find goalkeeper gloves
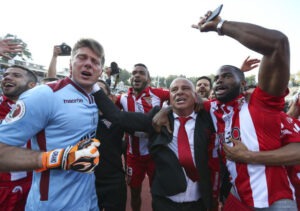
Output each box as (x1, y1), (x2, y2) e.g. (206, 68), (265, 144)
(37, 138), (100, 173)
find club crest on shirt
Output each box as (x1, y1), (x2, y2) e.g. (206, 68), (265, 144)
(5, 100), (26, 123)
(231, 127), (241, 140)
(143, 96), (152, 106)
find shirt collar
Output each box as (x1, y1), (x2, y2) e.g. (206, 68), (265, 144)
(216, 94), (245, 108)
(128, 86), (150, 97)
(0, 95), (14, 105)
(173, 111), (197, 120)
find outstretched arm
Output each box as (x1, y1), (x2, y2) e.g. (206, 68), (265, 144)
(223, 138), (300, 165)
(0, 143), (43, 171)
(93, 89), (154, 133)
(0, 138), (100, 173)
(192, 10), (290, 96)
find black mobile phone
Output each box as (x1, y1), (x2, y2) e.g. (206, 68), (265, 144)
(205, 4), (223, 23)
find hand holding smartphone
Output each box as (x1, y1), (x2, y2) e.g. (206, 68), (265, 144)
(205, 4), (223, 23)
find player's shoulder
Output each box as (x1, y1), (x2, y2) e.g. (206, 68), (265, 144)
(149, 87), (169, 97)
(149, 86), (169, 92)
(22, 84), (52, 98)
(46, 77), (72, 92)
(15, 84), (57, 110)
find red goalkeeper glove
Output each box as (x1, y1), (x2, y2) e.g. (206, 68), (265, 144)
(37, 138), (100, 173)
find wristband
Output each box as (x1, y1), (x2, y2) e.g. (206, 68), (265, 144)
(35, 149), (64, 172)
(217, 20), (226, 36)
(36, 152), (48, 172)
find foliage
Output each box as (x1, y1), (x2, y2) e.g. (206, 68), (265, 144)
(245, 75), (256, 86)
(187, 76), (198, 85)
(118, 68), (131, 86)
(151, 76), (167, 88)
(165, 75), (179, 88)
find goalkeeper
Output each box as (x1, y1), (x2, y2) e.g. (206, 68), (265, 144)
(0, 38), (104, 211)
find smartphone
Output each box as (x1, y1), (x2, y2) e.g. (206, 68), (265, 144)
(205, 4), (223, 23)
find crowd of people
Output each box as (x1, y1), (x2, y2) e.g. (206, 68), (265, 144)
(0, 6), (300, 211)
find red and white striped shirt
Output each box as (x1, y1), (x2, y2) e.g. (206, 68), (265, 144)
(204, 87), (296, 208)
(0, 95), (32, 182)
(116, 86), (169, 156)
(280, 113), (300, 209)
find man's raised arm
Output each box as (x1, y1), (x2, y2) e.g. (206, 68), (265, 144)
(192, 10), (290, 96)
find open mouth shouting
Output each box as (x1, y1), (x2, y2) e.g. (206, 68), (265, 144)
(81, 70), (92, 79)
(175, 97), (187, 105)
(1, 82), (15, 91)
(133, 78), (142, 85)
(214, 85), (228, 97)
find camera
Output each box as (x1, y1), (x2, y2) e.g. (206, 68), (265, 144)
(57, 43), (71, 56)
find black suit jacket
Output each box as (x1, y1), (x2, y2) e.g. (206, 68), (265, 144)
(93, 90), (215, 209)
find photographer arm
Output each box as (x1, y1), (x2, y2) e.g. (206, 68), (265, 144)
(47, 46), (61, 78)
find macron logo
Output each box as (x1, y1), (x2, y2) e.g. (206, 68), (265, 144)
(63, 98), (83, 103)
(50, 150), (60, 164)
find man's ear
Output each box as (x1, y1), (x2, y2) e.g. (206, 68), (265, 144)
(28, 82), (36, 89)
(69, 62), (73, 78)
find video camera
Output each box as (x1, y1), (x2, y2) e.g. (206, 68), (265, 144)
(56, 43), (72, 56)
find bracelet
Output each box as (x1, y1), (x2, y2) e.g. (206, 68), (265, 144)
(216, 20), (226, 36)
